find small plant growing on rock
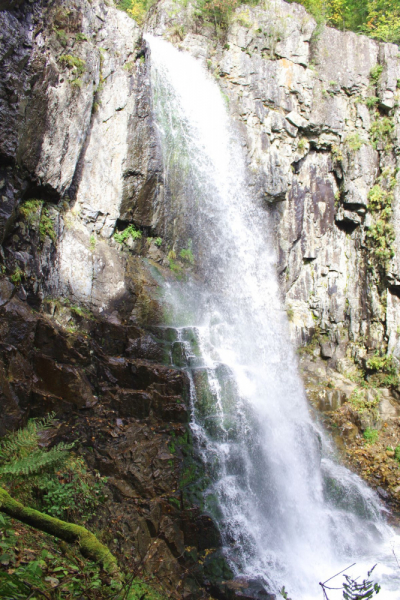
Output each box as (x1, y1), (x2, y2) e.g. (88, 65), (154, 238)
(363, 427), (379, 444)
(365, 95), (379, 109)
(59, 54), (86, 77)
(395, 446), (400, 463)
(10, 267), (23, 285)
(180, 242), (194, 265)
(370, 116), (394, 150)
(370, 64), (383, 84)
(155, 237), (162, 247)
(286, 306), (294, 321)
(297, 137), (307, 152)
(54, 27), (68, 46)
(366, 183), (395, 272)
(75, 32), (88, 42)
(345, 132), (365, 152)
(331, 144), (343, 163)
(113, 224), (142, 244)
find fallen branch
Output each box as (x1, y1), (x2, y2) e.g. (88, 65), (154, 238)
(0, 486), (119, 577)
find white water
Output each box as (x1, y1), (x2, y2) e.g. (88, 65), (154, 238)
(145, 35), (400, 598)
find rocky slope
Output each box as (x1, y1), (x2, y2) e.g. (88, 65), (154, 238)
(1, 0), (400, 596)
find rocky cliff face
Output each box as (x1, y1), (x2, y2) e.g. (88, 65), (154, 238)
(1, 0), (400, 595)
(147, 1), (400, 508)
(0, 1), (229, 598)
(150, 0), (400, 359)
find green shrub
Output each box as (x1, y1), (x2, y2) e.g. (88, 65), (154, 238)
(194, 0), (244, 30)
(286, 0), (400, 44)
(113, 224), (142, 244)
(54, 27), (68, 46)
(39, 456), (107, 522)
(179, 246), (194, 264)
(370, 64), (383, 83)
(366, 219), (395, 264)
(117, 0), (155, 25)
(363, 427), (379, 444)
(366, 353), (397, 374)
(365, 95), (379, 109)
(370, 116), (394, 150)
(348, 388), (379, 414)
(366, 181), (395, 271)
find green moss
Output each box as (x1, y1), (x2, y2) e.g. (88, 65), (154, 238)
(0, 487), (119, 576)
(20, 200), (56, 245)
(19, 200), (42, 225)
(39, 209), (56, 244)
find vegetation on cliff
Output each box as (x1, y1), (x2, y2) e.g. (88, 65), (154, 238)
(118, 0), (400, 42)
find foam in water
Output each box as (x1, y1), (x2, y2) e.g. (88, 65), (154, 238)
(145, 34), (400, 598)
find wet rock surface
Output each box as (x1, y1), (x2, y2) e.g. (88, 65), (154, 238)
(301, 351), (400, 510)
(0, 284), (229, 597)
(2, 0), (400, 596)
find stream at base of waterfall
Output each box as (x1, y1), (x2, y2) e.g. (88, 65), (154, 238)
(145, 34), (400, 599)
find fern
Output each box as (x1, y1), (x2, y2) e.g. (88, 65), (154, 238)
(0, 414), (73, 480)
(0, 444), (73, 478)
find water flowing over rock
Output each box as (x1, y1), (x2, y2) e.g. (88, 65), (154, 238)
(1, 0), (400, 598)
(145, 34), (400, 598)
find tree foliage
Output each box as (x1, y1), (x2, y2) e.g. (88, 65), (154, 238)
(288, 0), (400, 43)
(117, 0), (400, 41)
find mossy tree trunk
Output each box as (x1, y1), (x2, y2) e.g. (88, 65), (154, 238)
(0, 486), (119, 577)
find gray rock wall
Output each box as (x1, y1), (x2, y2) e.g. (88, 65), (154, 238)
(149, 0), (400, 369)
(2, 0), (400, 369)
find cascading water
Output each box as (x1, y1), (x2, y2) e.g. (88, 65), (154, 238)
(145, 35), (400, 598)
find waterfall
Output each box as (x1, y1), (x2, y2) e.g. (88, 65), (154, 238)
(145, 35), (400, 598)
